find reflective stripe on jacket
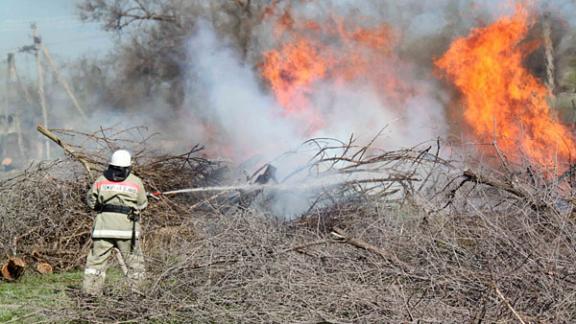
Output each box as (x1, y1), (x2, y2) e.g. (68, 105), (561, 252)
(87, 173), (148, 239)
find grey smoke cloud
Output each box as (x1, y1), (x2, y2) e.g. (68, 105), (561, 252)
(184, 22), (302, 161)
(181, 10), (452, 217)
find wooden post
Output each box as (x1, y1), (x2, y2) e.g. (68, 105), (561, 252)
(6, 54), (26, 160)
(32, 24), (50, 159)
(41, 45), (88, 120)
(0, 54), (9, 157)
(9, 54), (33, 106)
(2, 54), (9, 116)
(7, 53), (15, 82)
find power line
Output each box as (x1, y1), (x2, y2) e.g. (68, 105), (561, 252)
(0, 17), (103, 32)
(0, 15), (79, 27)
(1, 15), (77, 23)
(0, 37), (113, 64)
(0, 22), (101, 33)
(0, 33), (113, 54)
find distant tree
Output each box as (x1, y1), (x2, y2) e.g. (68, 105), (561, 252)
(77, 0), (270, 111)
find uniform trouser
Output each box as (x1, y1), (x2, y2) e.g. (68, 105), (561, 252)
(82, 238), (145, 296)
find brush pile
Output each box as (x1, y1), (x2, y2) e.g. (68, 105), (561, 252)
(2, 128), (576, 322)
(0, 127), (221, 273)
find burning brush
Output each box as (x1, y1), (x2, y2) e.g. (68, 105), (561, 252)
(436, 3), (576, 172)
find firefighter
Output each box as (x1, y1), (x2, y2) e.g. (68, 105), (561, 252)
(82, 149), (148, 296)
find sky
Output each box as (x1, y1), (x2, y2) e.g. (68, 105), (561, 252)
(0, 0), (113, 66)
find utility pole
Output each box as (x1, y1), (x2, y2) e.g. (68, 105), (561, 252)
(41, 46), (87, 120)
(32, 24), (50, 159)
(6, 53), (27, 160)
(0, 54), (9, 161)
(2, 54), (11, 117)
(8, 53), (33, 106)
(7, 53), (15, 88)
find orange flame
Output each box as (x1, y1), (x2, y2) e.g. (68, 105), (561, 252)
(436, 4), (575, 169)
(261, 39), (328, 113)
(260, 6), (403, 133)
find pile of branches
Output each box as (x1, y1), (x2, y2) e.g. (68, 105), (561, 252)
(0, 159), (93, 271)
(45, 151), (576, 323)
(0, 127), (222, 272)
(5, 128), (576, 322)
(52, 143), (576, 322)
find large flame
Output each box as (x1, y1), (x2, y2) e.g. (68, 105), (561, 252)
(260, 6), (404, 133)
(436, 5), (575, 169)
(261, 39), (328, 113)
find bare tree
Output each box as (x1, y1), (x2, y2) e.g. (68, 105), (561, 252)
(76, 0), (270, 111)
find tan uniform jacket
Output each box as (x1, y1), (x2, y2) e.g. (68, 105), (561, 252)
(87, 173), (148, 239)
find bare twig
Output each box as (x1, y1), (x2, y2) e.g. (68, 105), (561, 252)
(494, 283), (527, 324)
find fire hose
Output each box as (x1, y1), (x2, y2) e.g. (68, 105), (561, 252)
(146, 175), (418, 200)
(146, 183), (333, 200)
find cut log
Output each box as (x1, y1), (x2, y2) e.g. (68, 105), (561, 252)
(1, 257), (26, 281)
(35, 262), (53, 275)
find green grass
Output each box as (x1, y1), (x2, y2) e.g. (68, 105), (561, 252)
(0, 268), (127, 322)
(0, 271), (82, 322)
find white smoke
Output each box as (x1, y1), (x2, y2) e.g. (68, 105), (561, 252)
(184, 17), (449, 159)
(182, 13), (451, 218)
(184, 22), (302, 162)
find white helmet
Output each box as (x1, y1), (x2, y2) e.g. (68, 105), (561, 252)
(110, 150), (132, 167)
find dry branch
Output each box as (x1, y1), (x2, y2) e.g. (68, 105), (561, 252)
(462, 169), (529, 198)
(494, 283), (527, 324)
(36, 125), (94, 180)
(331, 227), (416, 275)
